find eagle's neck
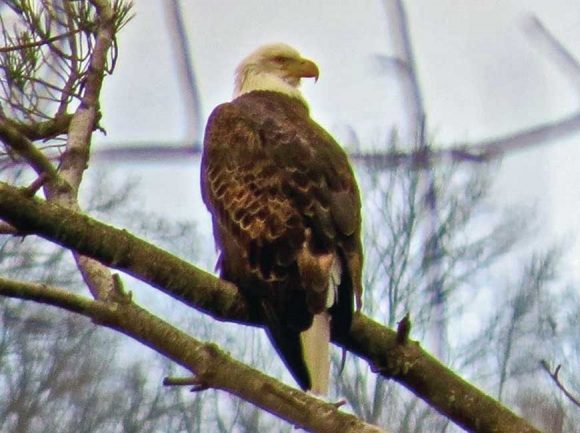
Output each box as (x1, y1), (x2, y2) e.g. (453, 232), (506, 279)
(233, 69), (307, 105)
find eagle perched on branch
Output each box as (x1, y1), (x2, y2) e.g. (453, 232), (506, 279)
(201, 43), (363, 395)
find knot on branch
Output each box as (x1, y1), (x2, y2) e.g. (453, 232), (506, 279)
(373, 314), (420, 378)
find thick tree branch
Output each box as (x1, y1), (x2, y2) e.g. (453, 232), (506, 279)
(0, 277), (389, 433)
(0, 182), (540, 433)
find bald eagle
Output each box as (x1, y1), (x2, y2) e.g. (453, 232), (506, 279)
(201, 43), (363, 395)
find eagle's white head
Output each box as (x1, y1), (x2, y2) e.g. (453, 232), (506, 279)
(233, 43), (320, 102)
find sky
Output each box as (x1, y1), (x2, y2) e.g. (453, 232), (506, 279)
(99, 0), (580, 142)
(93, 0), (580, 278)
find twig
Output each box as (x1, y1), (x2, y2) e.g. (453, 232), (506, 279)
(396, 313), (411, 345)
(0, 120), (62, 183)
(0, 28), (83, 53)
(110, 273), (132, 302)
(163, 376), (209, 392)
(56, 1), (83, 116)
(5, 114), (73, 141)
(163, 376), (199, 387)
(540, 361), (580, 409)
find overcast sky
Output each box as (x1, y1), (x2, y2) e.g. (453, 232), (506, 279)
(93, 1), (580, 279)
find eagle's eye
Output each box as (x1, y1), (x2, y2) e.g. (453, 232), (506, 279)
(272, 56), (289, 65)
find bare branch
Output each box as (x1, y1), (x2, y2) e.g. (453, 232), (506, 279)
(0, 28), (83, 53)
(525, 15), (580, 84)
(163, 377), (201, 387)
(5, 113), (73, 141)
(382, 0), (426, 146)
(58, 0), (115, 192)
(0, 277), (390, 433)
(0, 277), (100, 316)
(0, 181), (542, 433)
(459, 111), (580, 158)
(164, 0), (203, 141)
(49, 0), (123, 302)
(540, 361), (580, 409)
(0, 119), (62, 183)
(86, 99), (580, 168)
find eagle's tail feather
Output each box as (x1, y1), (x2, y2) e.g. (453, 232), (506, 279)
(300, 311), (331, 396)
(263, 300), (312, 391)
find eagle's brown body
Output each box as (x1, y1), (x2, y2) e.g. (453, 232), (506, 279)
(201, 90), (362, 392)
(201, 51), (363, 394)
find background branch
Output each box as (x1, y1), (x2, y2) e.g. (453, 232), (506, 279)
(0, 28), (82, 53)
(382, 0), (426, 145)
(541, 361), (580, 409)
(83, 14), (580, 171)
(164, 0), (203, 143)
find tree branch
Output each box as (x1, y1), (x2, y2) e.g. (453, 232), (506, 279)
(0, 277), (390, 433)
(382, 0), (426, 146)
(0, 28), (83, 53)
(3, 114), (73, 141)
(49, 0), (119, 302)
(525, 15), (580, 85)
(59, 0), (115, 193)
(0, 120), (61, 182)
(540, 361), (580, 409)
(0, 182), (541, 433)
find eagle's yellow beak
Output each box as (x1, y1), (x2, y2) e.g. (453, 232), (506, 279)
(287, 58), (320, 82)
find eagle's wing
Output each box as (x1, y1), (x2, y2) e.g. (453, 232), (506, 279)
(201, 94), (362, 391)
(201, 102), (307, 291)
